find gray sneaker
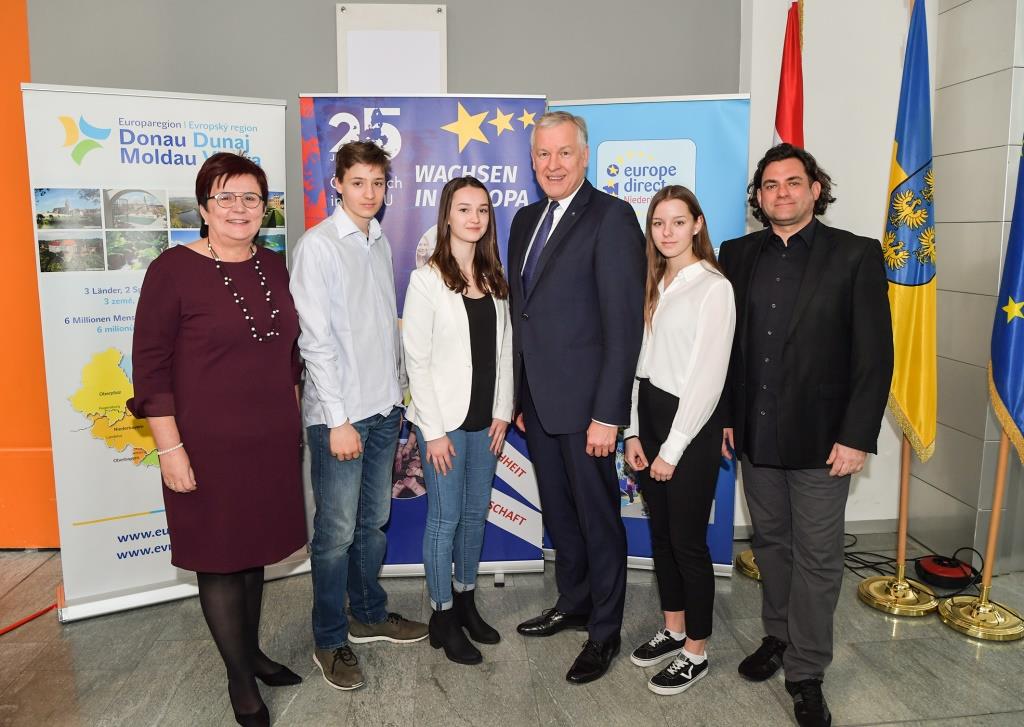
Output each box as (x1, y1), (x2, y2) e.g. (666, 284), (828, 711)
(348, 612), (429, 644)
(313, 645), (364, 690)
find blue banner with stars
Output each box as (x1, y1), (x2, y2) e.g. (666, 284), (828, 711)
(300, 95), (545, 311)
(299, 95), (547, 571)
(991, 143), (1024, 463)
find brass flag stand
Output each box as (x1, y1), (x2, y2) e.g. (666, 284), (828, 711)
(858, 436), (937, 615)
(735, 548), (760, 581)
(938, 432), (1024, 641)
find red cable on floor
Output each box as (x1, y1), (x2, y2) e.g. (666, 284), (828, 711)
(0, 602), (57, 637)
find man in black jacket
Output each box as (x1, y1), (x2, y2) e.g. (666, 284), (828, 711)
(719, 144), (893, 727)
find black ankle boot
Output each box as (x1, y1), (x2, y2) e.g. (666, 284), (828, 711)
(453, 589), (500, 644)
(429, 608), (482, 665)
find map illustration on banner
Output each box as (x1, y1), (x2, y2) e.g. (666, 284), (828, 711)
(300, 94), (547, 570)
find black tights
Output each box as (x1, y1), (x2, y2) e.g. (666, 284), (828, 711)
(197, 567), (281, 716)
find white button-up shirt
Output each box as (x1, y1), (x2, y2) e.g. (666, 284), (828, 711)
(625, 259), (736, 465)
(290, 205), (403, 429)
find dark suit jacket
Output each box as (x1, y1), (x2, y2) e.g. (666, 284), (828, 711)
(718, 221), (894, 467)
(508, 180), (645, 434)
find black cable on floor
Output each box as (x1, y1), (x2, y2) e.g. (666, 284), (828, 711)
(842, 533), (985, 598)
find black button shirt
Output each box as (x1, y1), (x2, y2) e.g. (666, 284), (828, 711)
(745, 218), (816, 466)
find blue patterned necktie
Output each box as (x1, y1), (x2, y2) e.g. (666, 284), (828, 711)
(522, 200), (559, 292)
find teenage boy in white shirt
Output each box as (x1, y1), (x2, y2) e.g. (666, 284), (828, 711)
(291, 141), (427, 692)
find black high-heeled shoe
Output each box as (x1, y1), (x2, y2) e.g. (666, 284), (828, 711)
(233, 703), (270, 727)
(255, 664), (302, 686)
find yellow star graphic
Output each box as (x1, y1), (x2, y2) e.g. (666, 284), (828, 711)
(441, 102), (489, 152)
(488, 107), (515, 136)
(518, 109), (536, 129)
(1003, 296), (1024, 323)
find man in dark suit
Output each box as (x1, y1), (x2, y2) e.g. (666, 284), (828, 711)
(508, 111), (645, 683)
(719, 144), (893, 727)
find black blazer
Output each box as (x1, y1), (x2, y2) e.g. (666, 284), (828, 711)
(718, 221), (894, 467)
(508, 180), (645, 434)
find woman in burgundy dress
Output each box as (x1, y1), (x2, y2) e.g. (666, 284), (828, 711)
(128, 153), (306, 727)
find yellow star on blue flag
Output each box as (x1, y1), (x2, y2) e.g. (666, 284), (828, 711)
(1003, 296), (1024, 323)
(441, 102), (489, 152)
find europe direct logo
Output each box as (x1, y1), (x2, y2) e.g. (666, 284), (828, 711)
(602, 154), (680, 205)
(597, 139), (697, 209)
(59, 115), (111, 165)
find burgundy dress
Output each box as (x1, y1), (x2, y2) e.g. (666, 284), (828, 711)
(128, 244), (307, 573)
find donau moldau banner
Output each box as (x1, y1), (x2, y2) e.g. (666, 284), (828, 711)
(22, 84), (295, 621)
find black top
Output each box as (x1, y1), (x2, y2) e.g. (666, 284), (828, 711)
(745, 218), (818, 467)
(460, 294), (497, 432)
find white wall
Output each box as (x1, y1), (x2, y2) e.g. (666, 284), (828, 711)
(736, 0), (939, 530)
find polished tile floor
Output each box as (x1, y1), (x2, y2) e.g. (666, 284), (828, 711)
(1, 536), (1023, 726)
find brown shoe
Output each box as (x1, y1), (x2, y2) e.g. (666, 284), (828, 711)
(313, 646), (364, 690)
(348, 612), (428, 644)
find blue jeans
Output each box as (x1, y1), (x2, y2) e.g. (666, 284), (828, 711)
(308, 408), (400, 649)
(416, 426), (498, 610)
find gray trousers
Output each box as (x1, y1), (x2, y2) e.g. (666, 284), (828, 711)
(741, 458), (850, 681)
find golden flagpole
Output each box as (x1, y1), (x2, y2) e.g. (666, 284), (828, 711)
(938, 432), (1024, 640)
(857, 436), (937, 615)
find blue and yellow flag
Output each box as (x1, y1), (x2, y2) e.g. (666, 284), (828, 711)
(882, 0), (936, 462)
(991, 143), (1024, 463)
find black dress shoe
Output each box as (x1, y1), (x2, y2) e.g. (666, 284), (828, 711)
(786, 679), (832, 727)
(255, 664), (302, 686)
(565, 636), (620, 684)
(233, 703), (269, 727)
(516, 607), (589, 637)
(737, 635), (787, 681)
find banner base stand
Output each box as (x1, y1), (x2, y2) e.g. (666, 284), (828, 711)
(379, 559), (544, 579)
(57, 553), (311, 623)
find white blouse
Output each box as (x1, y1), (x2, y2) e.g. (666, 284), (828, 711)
(624, 259), (736, 466)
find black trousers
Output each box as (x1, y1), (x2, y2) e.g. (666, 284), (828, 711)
(636, 379), (720, 641)
(522, 377), (626, 642)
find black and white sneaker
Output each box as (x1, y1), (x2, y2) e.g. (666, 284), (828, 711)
(629, 629), (686, 667)
(648, 655), (708, 695)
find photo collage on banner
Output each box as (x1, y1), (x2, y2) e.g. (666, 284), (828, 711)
(300, 95), (547, 572)
(553, 96), (751, 571)
(22, 85), (293, 620)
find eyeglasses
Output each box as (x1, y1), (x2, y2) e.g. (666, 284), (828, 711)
(207, 192), (265, 209)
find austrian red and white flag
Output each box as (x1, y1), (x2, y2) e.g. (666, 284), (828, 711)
(774, 1), (804, 146)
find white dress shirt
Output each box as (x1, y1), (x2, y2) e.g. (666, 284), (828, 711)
(519, 182), (584, 272)
(625, 259), (736, 466)
(290, 205), (403, 429)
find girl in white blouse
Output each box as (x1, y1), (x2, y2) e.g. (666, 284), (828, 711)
(623, 185), (736, 696)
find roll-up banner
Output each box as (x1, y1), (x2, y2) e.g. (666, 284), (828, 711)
(21, 84), (300, 621)
(299, 94), (548, 575)
(552, 95), (751, 574)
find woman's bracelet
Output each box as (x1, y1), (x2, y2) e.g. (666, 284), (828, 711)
(157, 442), (185, 456)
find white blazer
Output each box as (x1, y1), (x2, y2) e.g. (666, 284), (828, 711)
(403, 264), (514, 441)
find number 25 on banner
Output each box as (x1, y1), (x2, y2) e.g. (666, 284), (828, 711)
(329, 107), (402, 158)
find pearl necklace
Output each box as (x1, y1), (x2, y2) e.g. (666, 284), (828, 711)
(207, 240), (280, 342)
